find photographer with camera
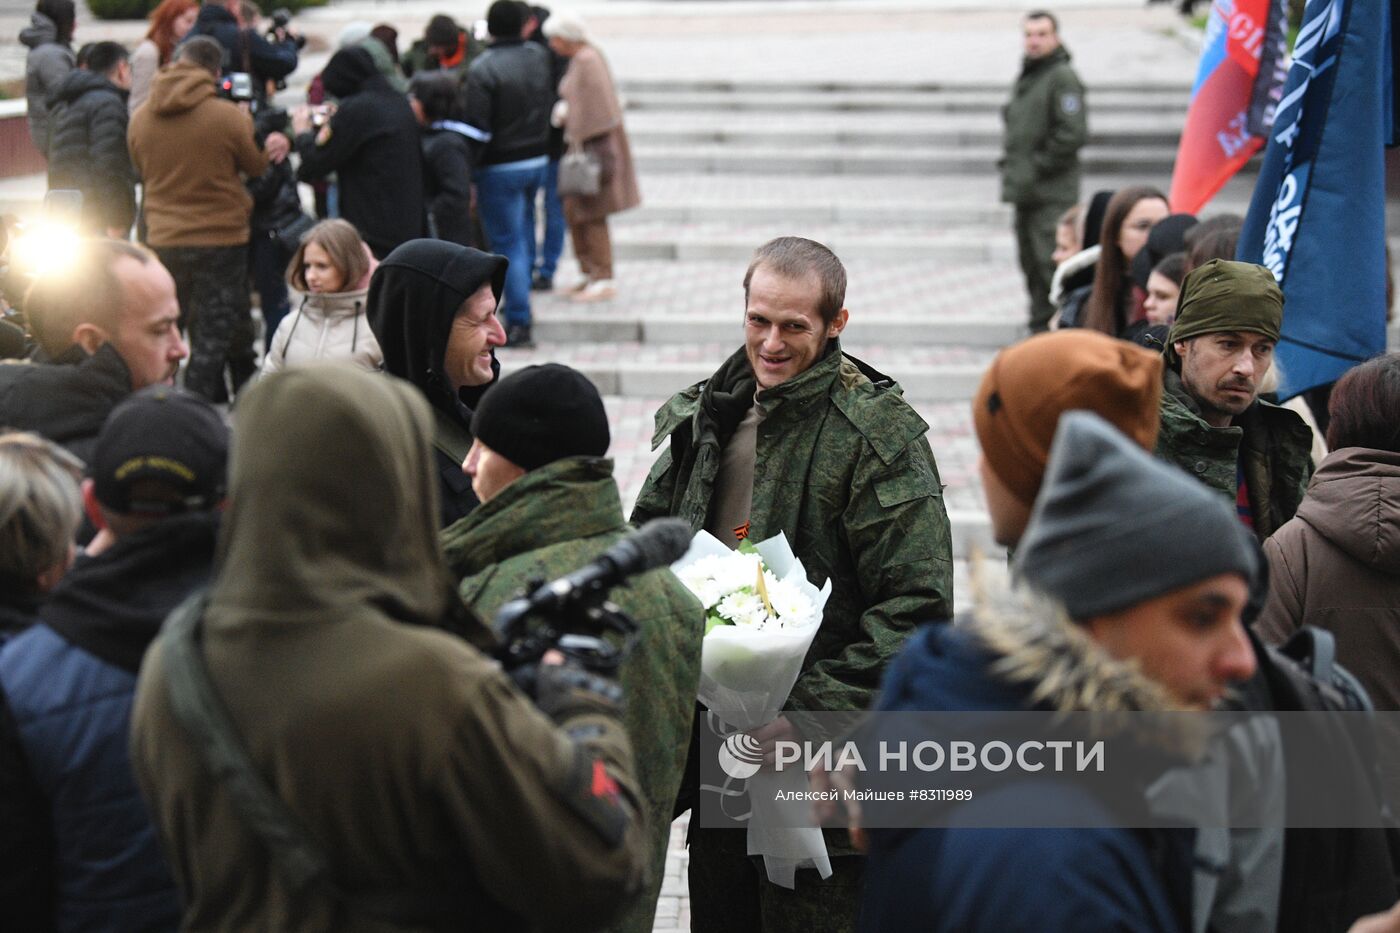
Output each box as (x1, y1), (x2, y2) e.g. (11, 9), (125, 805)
(293, 46), (424, 259)
(128, 36), (288, 401)
(441, 363), (703, 933)
(130, 364), (646, 931)
(186, 0), (300, 107)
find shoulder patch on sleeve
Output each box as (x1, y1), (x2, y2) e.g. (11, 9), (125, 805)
(556, 745), (631, 848)
(1060, 92), (1081, 115)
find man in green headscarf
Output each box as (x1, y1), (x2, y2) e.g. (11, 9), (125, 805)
(1155, 258), (1315, 539)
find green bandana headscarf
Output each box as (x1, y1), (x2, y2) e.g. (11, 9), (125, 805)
(1165, 259), (1283, 365)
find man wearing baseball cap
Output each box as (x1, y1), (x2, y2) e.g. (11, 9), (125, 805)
(1155, 258), (1314, 539)
(441, 363), (703, 933)
(0, 386), (228, 929)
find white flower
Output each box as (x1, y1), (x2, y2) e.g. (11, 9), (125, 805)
(765, 577), (818, 629)
(716, 591), (768, 628)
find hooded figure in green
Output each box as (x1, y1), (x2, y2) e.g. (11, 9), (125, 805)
(368, 238), (508, 527)
(130, 364), (645, 932)
(441, 363), (704, 933)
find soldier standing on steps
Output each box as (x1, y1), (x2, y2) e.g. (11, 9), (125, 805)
(631, 235), (954, 933)
(1000, 10), (1087, 334)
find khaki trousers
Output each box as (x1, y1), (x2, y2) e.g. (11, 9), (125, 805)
(569, 218), (613, 281)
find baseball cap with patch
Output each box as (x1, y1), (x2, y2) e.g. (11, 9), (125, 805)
(92, 386), (230, 514)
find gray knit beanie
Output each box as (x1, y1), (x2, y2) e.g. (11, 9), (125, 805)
(1013, 410), (1259, 619)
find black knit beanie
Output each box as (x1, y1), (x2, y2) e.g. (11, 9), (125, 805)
(471, 364), (610, 470)
(486, 0), (525, 38)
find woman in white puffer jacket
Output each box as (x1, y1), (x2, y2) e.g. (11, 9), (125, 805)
(261, 220), (383, 376)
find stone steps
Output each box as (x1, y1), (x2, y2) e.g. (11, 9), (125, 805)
(531, 311), (1020, 347)
(632, 142), (1192, 177)
(622, 88), (1189, 116)
(609, 219), (1019, 261)
(623, 111), (1184, 149)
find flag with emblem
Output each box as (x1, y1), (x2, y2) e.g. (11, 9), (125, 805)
(1169, 0), (1289, 215)
(1237, 0), (1397, 399)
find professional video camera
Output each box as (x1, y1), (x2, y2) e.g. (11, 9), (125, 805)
(218, 71), (256, 104)
(493, 518), (692, 676)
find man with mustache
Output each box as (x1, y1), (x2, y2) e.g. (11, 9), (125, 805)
(1155, 258), (1314, 540)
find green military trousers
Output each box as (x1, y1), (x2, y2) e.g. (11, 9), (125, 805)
(1014, 200), (1074, 333)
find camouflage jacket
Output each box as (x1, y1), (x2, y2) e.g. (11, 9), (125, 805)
(441, 457), (703, 933)
(631, 342), (954, 723)
(1155, 368), (1314, 540)
(1000, 45), (1087, 206)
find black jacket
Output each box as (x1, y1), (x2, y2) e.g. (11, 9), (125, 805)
(295, 48), (425, 259)
(248, 109), (301, 236)
(422, 123), (474, 247)
(366, 239), (506, 525)
(462, 39), (553, 169)
(0, 343), (131, 464)
(187, 4), (297, 92)
(45, 70), (136, 234)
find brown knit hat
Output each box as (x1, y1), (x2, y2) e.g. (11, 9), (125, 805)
(973, 331), (1164, 506)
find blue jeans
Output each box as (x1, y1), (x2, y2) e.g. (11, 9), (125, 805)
(526, 158), (566, 281)
(476, 158), (547, 327)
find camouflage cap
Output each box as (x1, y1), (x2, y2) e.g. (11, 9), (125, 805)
(1165, 259), (1283, 365)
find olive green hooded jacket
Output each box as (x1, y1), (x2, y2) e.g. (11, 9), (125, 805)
(631, 343), (955, 723)
(442, 457), (703, 933)
(1155, 368), (1314, 540)
(1000, 45), (1087, 206)
(131, 366), (644, 932)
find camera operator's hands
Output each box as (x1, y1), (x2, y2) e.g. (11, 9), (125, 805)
(519, 657), (625, 724)
(264, 131), (290, 164)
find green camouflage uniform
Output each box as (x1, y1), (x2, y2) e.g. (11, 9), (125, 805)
(442, 457), (704, 933)
(401, 31), (485, 82)
(631, 342), (954, 932)
(1155, 368), (1314, 540)
(1000, 45), (1087, 331)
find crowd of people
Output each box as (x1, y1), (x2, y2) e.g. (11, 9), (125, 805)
(0, 3), (1398, 933)
(15, 0), (639, 383)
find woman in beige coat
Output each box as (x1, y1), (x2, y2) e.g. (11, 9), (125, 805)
(544, 12), (640, 303)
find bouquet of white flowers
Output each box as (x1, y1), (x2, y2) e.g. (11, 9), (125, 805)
(673, 530), (834, 888)
(673, 531), (831, 731)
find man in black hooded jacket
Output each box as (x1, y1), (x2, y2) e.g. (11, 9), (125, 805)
(368, 239), (507, 526)
(293, 47), (425, 259)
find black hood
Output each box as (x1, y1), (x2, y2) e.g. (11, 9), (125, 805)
(40, 511), (219, 674)
(321, 46), (384, 99)
(51, 68), (126, 106)
(367, 239), (508, 417)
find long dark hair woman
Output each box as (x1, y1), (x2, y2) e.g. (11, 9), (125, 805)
(1080, 185), (1170, 337)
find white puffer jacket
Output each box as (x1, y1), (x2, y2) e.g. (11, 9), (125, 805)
(261, 288), (382, 376)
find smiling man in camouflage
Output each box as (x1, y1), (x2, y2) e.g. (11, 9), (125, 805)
(631, 235), (953, 933)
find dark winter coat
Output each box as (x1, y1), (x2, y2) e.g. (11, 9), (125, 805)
(186, 4), (297, 93)
(45, 70), (137, 234)
(0, 512), (219, 933)
(0, 343), (132, 464)
(421, 123), (475, 247)
(1000, 45), (1087, 207)
(366, 240), (506, 526)
(20, 11), (74, 153)
(462, 38), (553, 169)
(859, 580), (1193, 933)
(1155, 368), (1314, 540)
(632, 343), (954, 721)
(442, 456), (703, 933)
(295, 48), (425, 259)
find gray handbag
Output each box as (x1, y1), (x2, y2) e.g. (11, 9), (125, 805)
(558, 145), (601, 197)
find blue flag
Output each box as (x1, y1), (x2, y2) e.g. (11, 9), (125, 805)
(1237, 0), (1396, 400)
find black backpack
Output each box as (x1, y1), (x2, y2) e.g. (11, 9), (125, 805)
(1253, 627), (1400, 933)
